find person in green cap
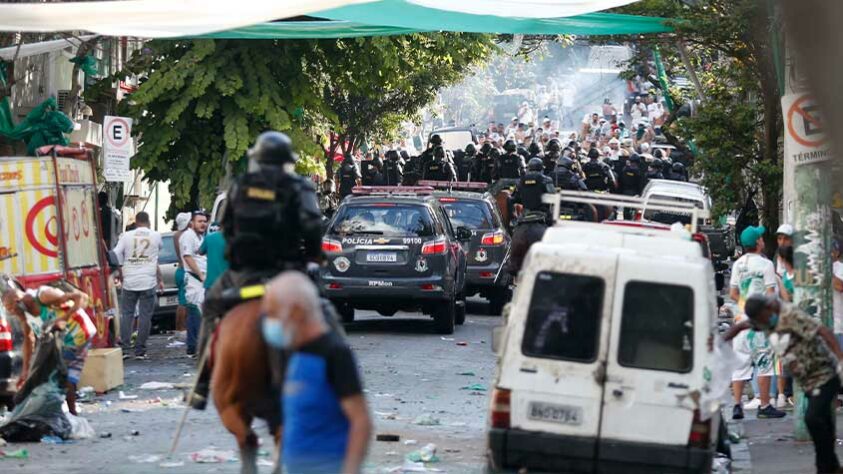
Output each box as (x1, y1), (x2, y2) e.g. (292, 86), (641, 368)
(728, 225), (786, 420)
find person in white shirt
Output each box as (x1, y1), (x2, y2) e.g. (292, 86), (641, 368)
(630, 96), (647, 127)
(832, 239), (843, 348)
(113, 212), (163, 360)
(180, 211), (208, 357)
(775, 224), (794, 276)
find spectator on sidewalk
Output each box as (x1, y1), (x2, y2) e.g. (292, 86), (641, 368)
(180, 211), (208, 357)
(113, 212), (163, 360)
(173, 212), (192, 331)
(833, 238), (843, 349)
(198, 228), (228, 291)
(776, 224), (795, 277)
(264, 272), (372, 474)
(729, 225), (786, 420)
(724, 294), (843, 474)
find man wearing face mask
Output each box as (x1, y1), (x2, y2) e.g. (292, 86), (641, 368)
(190, 131), (323, 410)
(723, 294), (843, 474)
(262, 273), (372, 474)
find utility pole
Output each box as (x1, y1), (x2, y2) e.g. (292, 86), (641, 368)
(782, 38), (834, 441)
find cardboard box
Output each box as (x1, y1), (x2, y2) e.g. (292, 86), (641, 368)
(78, 348), (124, 393)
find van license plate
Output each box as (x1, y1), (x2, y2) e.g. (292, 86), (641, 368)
(366, 252), (397, 263)
(528, 402), (582, 426)
(159, 295), (178, 307)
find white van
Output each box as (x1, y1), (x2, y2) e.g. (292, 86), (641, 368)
(487, 195), (721, 473)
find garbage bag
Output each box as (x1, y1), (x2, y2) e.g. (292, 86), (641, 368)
(0, 331), (71, 441)
(66, 413), (94, 439)
(699, 335), (742, 421)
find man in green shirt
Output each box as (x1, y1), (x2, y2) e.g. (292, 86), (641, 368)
(198, 230), (228, 290)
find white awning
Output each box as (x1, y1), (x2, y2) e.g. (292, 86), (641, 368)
(0, 35), (97, 61)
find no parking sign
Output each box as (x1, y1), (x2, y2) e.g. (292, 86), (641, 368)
(103, 115), (133, 182)
(782, 93), (832, 166)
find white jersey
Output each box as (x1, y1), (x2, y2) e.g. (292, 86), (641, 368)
(180, 228), (206, 306)
(114, 227), (163, 291)
(833, 261), (843, 334)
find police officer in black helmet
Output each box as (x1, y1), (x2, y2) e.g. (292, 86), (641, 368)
(362, 155), (385, 186)
(582, 147), (616, 191)
(647, 158), (665, 181)
(337, 153), (362, 199)
(474, 146), (498, 184)
(456, 143), (477, 182)
(509, 158), (556, 276)
(421, 134), (443, 170)
(382, 149), (404, 186)
(191, 131), (324, 410)
(498, 139), (526, 179)
(553, 156), (588, 191)
(668, 162), (688, 182)
(423, 145), (457, 182)
(619, 153), (647, 197)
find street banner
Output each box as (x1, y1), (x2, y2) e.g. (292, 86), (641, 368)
(103, 115), (133, 182)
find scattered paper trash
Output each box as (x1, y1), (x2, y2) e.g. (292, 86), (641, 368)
(190, 448), (237, 463)
(78, 386), (95, 395)
(404, 439), (418, 446)
(119, 391), (138, 400)
(129, 454), (162, 463)
(460, 383), (487, 392)
(166, 340), (186, 348)
(0, 448), (29, 459)
(440, 337), (455, 342)
(139, 381), (175, 390)
(712, 454), (731, 474)
(257, 459), (274, 467)
(456, 341), (468, 346)
(413, 414), (440, 426)
(40, 435), (65, 444)
(457, 371), (476, 376)
(406, 443), (439, 463)
(67, 413), (95, 439)
(159, 461), (185, 468)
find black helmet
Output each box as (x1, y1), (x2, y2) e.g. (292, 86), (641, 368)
(430, 134), (443, 146)
(672, 162), (685, 172)
(480, 142), (492, 155)
(652, 158), (663, 169)
(629, 153), (641, 163)
(372, 157), (384, 168)
(546, 139), (562, 153)
(248, 131), (296, 164)
(528, 142), (542, 156)
(653, 149), (664, 159)
(386, 150), (400, 161)
(527, 157), (544, 172)
(557, 156), (574, 170)
(489, 148), (501, 159)
(503, 139), (517, 153)
(433, 146), (446, 160)
(465, 143), (477, 155)
(587, 148), (600, 160)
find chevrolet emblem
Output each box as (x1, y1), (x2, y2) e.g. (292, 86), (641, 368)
(373, 238), (390, 245)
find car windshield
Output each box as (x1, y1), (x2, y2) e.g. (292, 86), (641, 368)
(441, 200), (495, 230)
(332, 204), (435, 237)
(160, 235), (178, 264)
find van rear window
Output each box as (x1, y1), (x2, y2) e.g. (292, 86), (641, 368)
(618, 281), (694, 373)
(521, 272), (604, 363)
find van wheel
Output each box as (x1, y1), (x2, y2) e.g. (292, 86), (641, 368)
(488, 287), (510, 315)
(455, 292), (467, 325)
(337, 303), (355, 323)
(433, 297), (455, 335)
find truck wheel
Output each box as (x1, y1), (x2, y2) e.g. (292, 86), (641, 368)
(455, 292), (467, 325)
(337, 303), (355, 323)
(433, 297), (455, 335)
(488, 287), (510, 315)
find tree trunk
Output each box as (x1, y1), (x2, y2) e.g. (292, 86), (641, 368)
(325, 134), (338, 180)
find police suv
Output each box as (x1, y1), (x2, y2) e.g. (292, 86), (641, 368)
(421, 181), (512, 315)
(321, 186), (470, 334)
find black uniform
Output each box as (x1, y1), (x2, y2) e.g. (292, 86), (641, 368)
(362, 160), (385, 186)
(647, 168), (664, 181)
(618, 162), (646, 196)
(423, 158), (457, 182)
(338, 158), (362, 198)
(497, 152), (526, 179)
(454, 150), (474, 182)
(473, 155), (498, 184)
(382, 154), (404, 186)
(552, 165), (588, 191)
(512, 171), (556, 216)
(542, 152), (558, 176)
(582, 159), (614, 192)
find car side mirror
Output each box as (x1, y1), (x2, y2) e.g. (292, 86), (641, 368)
(456, 226), (472, 242)
(715, 273), (725, 292)
(106, 250), (121, 269)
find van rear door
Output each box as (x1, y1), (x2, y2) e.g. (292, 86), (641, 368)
(499, 247), (617, 455)
(600, 251), (710, 450)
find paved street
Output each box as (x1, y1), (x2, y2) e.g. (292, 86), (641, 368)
(2, 301), (498, 474)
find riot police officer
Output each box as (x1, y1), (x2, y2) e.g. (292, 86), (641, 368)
(383, 150), (404, 186)
(362, 156), (385, 186)
(647, 158), (665, 181)
(474, 147), (498, 184)
(582, 148), (616, 191)
(553, 156), (588, 191)
(498, 139), (526, 179)
(667, 162), (688, 181)
(543, 139), (561, 175)
(192, 131), (323, 409)
(337, 153), (362, 198)
(423, 146), (457, 182)
(420, 134), (443, 170)
(509, 158), (555, 276)
(619, 154), (646, 197)
(456, 144), (477, 182)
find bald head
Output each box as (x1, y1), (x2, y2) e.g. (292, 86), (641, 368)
(262, 272), (324, 348)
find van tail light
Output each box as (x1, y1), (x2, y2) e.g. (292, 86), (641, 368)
(687, 410), (711, 448)
(421, 239), (447, 255)
(490, 388), (511, 429)
(322, 238), (343, 254)
(481, 230), (505, 246)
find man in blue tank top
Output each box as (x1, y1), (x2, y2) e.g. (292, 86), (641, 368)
(262, 272), (371, 474)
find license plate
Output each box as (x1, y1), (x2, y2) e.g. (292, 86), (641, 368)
(528, 402), (583, 426)
(366, 252), (397, 263)
(159, 295), (178, 307)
